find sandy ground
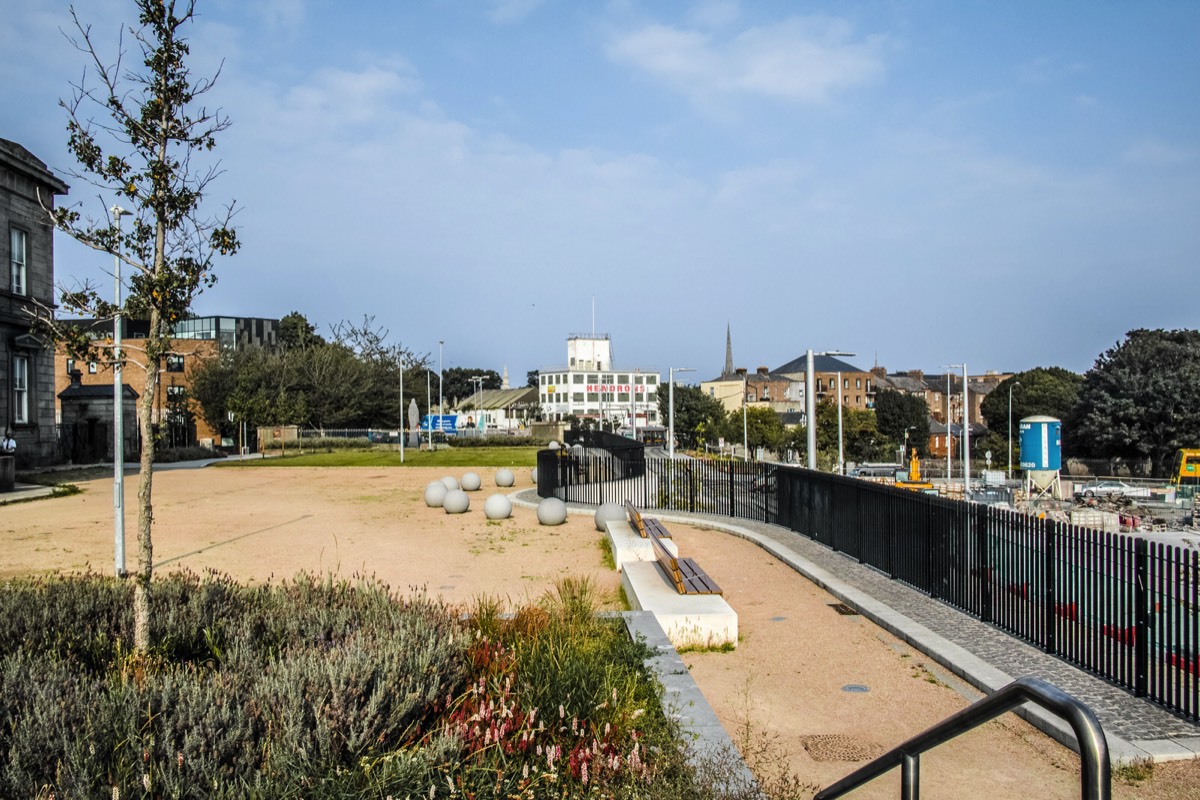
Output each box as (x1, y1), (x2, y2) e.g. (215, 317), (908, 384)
(2, 464), (1197, 799)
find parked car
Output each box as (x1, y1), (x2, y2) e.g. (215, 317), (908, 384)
(1073, 480), (1151, 499)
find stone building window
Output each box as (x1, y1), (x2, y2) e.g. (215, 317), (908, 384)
(12, 355), (29, 424)
(166, 354), (185, 372)
(10, 228), (27, 295)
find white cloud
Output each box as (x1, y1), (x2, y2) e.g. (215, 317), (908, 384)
(606, 15), (888, 108)
(267, 62), (422, 133)
(1123, 139), (1197, 167)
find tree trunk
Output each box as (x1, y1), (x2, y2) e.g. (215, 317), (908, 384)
(133, 312), (161, 653)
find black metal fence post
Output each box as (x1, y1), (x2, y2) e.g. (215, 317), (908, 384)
(1135, 537), (1149, 698)
(728, 460), (735, 517)
(976, 504), (992, 624)
(1044, 522), (1057, 656)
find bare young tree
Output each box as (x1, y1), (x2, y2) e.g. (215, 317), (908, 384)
(42, 1), (238, 651)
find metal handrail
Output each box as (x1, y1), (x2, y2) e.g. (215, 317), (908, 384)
(814, 677), (1110, 800)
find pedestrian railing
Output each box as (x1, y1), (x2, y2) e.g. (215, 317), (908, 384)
(814, 677), (1110, 800)
(537, 449), (1200, 722)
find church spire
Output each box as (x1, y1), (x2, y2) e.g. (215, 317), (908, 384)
(724, 323), (734, 378)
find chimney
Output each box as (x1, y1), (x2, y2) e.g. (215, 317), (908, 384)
(69, 369), (82, 388)
(756, 366), (769, 376)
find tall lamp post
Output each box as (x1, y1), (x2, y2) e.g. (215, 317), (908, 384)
(961, 363), (970, 493)
(943, 364), (963, 484)
(469, 375), (484, 430)
(836, 370), (845, 475)
(438, 340), (444, 430)
(398, 357), (405, 463)
(1007, 380), (1022, 480)
(739, 369), (748, 460)
(806, 349), (855, 470)
(111, 205), (128, 578)
(668, 367), (694, 460)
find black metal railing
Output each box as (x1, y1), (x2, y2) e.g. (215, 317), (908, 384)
(536, 451), (777, 522)
(536, 450), (1200, 722)
(815, 677), (1110, 800)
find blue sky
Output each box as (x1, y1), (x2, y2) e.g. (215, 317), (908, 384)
(4, 0), (1198, 383)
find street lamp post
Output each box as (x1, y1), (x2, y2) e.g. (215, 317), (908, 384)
(806, 349), (855, 470)
(399, 358), (405, 463)
(942, 365), (963, 485)
(1007, 380), (1022, 480)
(111, 205), (128, 578)
(961, 363), (970, 494)
(741, 370), (748, 460)
(469, 375), (484, 431)
(668, 367), (694, 460)
(836, 370), (844, 475)
(425, 370), (431, 450)
(438, 340), (444, 430)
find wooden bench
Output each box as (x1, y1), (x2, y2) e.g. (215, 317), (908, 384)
(623, 501), (671, 539)
(647, 528), (722, 596)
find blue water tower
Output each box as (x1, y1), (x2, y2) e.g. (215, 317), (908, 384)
(1020, 416), (1062, 495)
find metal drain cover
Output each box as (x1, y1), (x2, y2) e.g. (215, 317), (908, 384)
(770, 615), (787, 622)
(829, 603), (859, 616)
(801, 733), (884, 762)
(841, 684), (870, 693)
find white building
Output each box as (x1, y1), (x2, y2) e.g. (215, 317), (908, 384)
(538, 334), (660, 427)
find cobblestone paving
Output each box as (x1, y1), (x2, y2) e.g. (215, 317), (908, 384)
(529, 492), (1200, 744)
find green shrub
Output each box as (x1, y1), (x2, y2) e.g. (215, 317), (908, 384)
(154, 445), (225, 463)
(451, 435), (551, 448)
(0, 573), (753, 799)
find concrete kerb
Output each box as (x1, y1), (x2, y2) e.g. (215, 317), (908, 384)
(622, 611), (758, 793)
(508, 491), (1173, 766)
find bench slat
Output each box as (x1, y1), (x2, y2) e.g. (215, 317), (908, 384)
(679, 557), (722, 595)
(646, 528), (721, 596)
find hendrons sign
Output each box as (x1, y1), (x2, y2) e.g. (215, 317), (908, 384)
(587, 384), (640, 393)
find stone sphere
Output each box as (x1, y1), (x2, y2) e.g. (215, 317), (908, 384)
(495, 468), (515, 487)
(548, 440), (560, 450)
(594, 502), (625, 532)
(443, 489), (470, 514)
(461, 472), (482, 491)
(424, 482), (447, 508)
(484, 493), (512, 520)
(530, 467), (538, 484)
(537, 497), (568, 526)
(571, 443), (585, 455)
(440, 475), (459, 491)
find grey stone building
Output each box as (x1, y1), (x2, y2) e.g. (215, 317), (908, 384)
(1, 139), (69, 465)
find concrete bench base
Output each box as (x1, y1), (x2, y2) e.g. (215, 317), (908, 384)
(606, 520), (677, 571)
(621, 561), (737, 649)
